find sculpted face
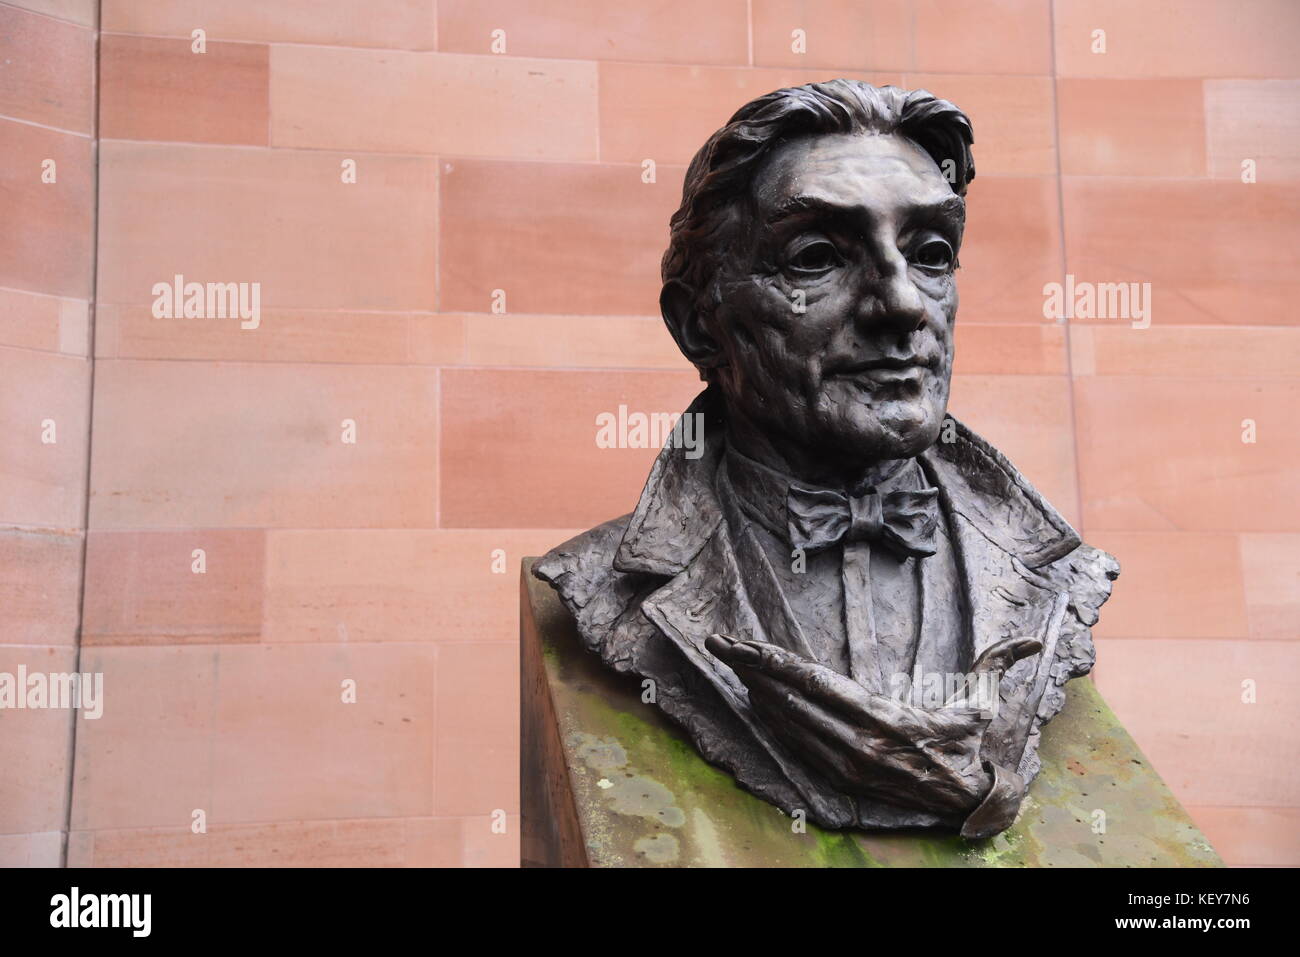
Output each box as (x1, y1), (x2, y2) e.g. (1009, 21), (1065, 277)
(705, 131), (963, 480)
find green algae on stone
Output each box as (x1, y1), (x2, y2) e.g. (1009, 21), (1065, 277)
(525, 563), (1222, 868)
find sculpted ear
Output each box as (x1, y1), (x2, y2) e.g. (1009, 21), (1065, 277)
(660, 279), (724, 374)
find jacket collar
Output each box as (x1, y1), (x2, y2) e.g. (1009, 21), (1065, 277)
(615, 387), (1080, 577)
(613, 389), (727, 577)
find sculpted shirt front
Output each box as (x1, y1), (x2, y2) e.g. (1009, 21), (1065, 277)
(721, 447), (970, 700)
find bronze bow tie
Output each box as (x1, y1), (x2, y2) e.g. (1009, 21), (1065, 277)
(786, 485), (941, 559)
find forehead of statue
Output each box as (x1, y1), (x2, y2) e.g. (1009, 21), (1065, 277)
(748, 131), (957, 226)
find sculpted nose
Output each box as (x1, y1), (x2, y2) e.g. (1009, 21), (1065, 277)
(855, 252), (926, 335)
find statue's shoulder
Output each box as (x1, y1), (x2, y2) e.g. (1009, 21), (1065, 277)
(533, 515), (626, 592)
(532, 515), (658, 634)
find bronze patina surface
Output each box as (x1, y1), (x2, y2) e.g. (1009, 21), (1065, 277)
(534, 81), (1121, 839)
(533, 82), (1123, 842)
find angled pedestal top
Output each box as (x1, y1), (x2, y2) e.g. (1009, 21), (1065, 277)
(521, 559), (1221, 868)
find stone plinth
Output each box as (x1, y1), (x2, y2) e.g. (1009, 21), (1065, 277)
(521, 559), (1221, 868)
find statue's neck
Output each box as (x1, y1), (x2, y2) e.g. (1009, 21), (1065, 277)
(723, 419), (909, 492)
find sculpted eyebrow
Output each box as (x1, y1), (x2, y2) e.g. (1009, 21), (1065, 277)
(765, 194), (966, 228)
(765, 195), (848, 226)
(913, 196), (966, 227)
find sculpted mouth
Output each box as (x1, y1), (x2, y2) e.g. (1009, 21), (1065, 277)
(829, 355), (939, 376)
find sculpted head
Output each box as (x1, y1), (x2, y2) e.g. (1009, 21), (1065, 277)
(661, 80), (975, 483)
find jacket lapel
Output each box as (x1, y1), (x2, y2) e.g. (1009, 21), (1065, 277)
(640, 523), (860, 826)
(920, 444), (1074, 772)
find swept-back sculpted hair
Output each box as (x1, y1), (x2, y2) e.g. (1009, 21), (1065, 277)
(661, 80), (975, 320)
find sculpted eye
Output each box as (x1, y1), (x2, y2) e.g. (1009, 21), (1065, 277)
(912, 237), (954, 271)
(786, 240), (841, 274)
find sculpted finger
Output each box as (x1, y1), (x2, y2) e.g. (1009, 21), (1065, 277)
(745, 683), (871, 791)
(705, 634), (805, 674)
(749, 683), (978, 808)
(706, 634), (875, 715)
(746, 678), (869, 753)
(969, 636), (1042, 684)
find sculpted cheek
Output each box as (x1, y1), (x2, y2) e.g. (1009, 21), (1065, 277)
(752, 332), (806, 396)
(756, 275), (806, 329)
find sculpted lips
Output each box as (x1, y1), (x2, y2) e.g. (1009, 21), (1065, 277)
(825, 353), (941, 377)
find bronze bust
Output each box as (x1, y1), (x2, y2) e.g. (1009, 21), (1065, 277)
(535, 80), (1119, 839)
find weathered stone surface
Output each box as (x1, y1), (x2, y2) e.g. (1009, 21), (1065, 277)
(522, 561), (1221, 868)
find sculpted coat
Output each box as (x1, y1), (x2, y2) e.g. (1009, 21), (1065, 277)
(536, 391), (1118, 836)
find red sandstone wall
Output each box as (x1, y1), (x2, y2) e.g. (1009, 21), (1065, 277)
(0, 0), (95, 867)
(0, 0), (1296, 867)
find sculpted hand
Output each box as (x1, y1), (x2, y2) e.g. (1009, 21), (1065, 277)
(704, 634), (1040, 816)
(942, 635), (1043, 710)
